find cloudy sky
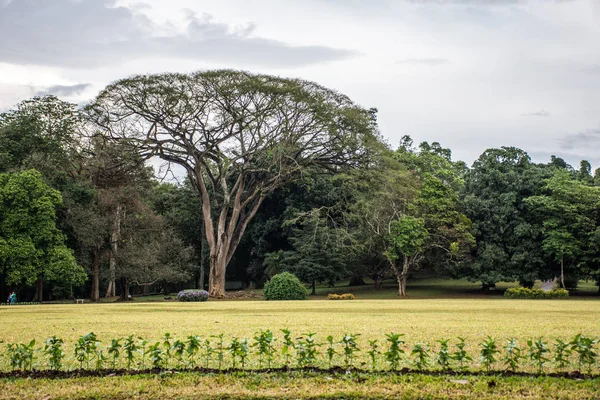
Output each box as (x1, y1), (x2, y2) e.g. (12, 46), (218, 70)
(1, 0), (599, 167)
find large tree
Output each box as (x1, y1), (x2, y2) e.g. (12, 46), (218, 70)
(0, 170), (86, 300)
(88, 70), (375, 297)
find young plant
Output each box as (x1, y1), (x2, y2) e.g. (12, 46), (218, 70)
(452, 337), (472, 371)
(411, 343), (431, 371)
(138, 338), (148, 369)
(7, 340), (36, 371)
(171, 339), (186, 368)
(553, 338), (572, 371)
(281, 329), (294, 367)
(479, 336), (499, 372)
(340, 333), (360, 369)
(123, 335), (138, 370)
(162, 333), (172, 367)
(107, 339), (122, 369)
(229, 337), (242, 369)
(43, 336), (65, 371)
(213, 333), (226, 370)
(296, 332), (319, 368)
(325, 335), (337, 368)
(238, 339), (249, 369)
(253, 330), (276, 369)
(527, 337), (549, 374)
(503, 338), (523, 372)
(384, 333), (405, 370)
(570, 334), (598, 374)
(74, 332), (99, 370)
(147, 342), (164, 369)
(186, 335), (202, 368)
(367, 339), (380, 371)
(202, 338), (213, 369)
(435, 339), (451, 371)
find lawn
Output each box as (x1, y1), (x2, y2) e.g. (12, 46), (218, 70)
(1, 280), (599, 399)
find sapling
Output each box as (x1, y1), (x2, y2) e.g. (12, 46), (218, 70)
(171, 339), (186, 368)
(7, 340), (36, 371)
(238, 339), (249, 369)
(367, 339), (380, 371)
(229, 337), (241, 369)
(341, 333), (360, 369)
(253, 330), (275, 369)
(553, 339), (572, 371)
(326, 335), (337, 368)
(452, 337), (472, 371)
(503, 338), (522, 372)
(162, 333), (172, 367)
(202, 338), (213, 369)
(480, 336), (499, 372)
(123, 335), (138, 369)
(411, 343), (430, 371)
(107, 339), (122, 369)
(435, 339), (451, 371)
(138, 338), (148, 369)
(186, 335), (202, 368)
(296, 332), (319, 368)
(281, 329), (294, 367)
(44, 336), (65, 371)
(384, 333), (405, 370)
(570, 334), (598, 374)
(213, 333), (225, 370)
(147, 342), (164, 369)
(527, 337), (549, 374)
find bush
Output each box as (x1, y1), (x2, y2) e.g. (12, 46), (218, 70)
(504, 287), (569, 299)
(177, 289), (209, 302)
(327, 293), (355, 300)
(263, 272), (307, 300)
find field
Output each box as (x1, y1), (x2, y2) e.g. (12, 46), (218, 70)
(1, 280), (599, 399)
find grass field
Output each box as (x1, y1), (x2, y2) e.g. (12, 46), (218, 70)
(1, 279), (599, 399)
(1, 372), (599, 400)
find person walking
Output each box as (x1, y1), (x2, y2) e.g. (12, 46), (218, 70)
(9, 292), (16, 304)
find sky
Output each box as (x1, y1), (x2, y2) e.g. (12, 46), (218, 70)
(0, 0), (599, 168)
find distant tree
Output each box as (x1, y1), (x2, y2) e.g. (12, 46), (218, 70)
(0, 170), (86, 301)
(385, 216), (429, 296)
(88, 70), (376, 297)
(462, 147), (550, 288)
(525, 170), (600, 289)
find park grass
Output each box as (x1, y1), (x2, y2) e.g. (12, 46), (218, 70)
(1, 297), (599, 346)
(1, 279), (600, 398)
(1, 371), (599, 399)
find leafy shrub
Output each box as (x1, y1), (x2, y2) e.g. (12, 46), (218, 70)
(504, 287), (569, 299)
(327, 293), (355, 300)
(263, 272), (307, 300)
(177, 289), (209, 302)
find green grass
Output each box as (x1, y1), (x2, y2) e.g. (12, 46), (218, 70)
(1, 371), (599, 399)
(1, 278), (599, 398)
(1, 297), (599, 345)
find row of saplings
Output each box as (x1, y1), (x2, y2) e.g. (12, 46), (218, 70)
(2, 331), (598, 375)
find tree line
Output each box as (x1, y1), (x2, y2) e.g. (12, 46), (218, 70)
(1, 70), (599, 301)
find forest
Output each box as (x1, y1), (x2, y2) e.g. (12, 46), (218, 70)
(1, 70), (599, 302)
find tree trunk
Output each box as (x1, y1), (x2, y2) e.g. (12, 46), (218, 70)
(34, 276), (44, 303)
(311, 280), (316, 295)
(348, 275), (367, 286)
(373, 277), (384, 290)
(119, 277), (130, 301)
(106, 205), (122, 298)
(208, 254), (227, 298)
(394, 257), (410, 297)
(90, 247), (101, 302)
(560, 256), (566, 289)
